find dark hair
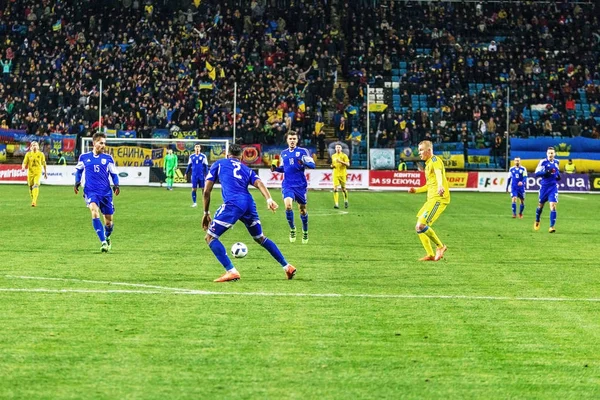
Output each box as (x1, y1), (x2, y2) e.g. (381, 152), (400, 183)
(229, 144), (243, 157)
(93, 132), (107, 142)
(285, 131), (298, 139)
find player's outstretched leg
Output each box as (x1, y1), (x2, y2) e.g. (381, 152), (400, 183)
(549, 203), (557, 233)
(300, 213), (309, 244)
(105, 222), (114, 250)
(519, 200), (525, 219)
(191, 189), (197, 207)
(256, 236), (296, 279)
(534, 203), (543, 231)
(207, 237), (240, 282)
(416, 225), (435, 261)
(343, 188), (349, 208)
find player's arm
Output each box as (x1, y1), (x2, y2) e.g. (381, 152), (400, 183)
(252, 177), (278, 212)
(506, 171), (512, 192)
(535, 160), (550, 177)
(271, 157), (284, 173)
(202, 164), (220, 230)
(74, 156), (84, 194)
(433, 166), (446, 196)
(42, 153), (48, 178)
(108, 157), (120, 195)
(185, 157), (192, 175)
(203, 155), (208, 177)
(301, 149), (316, 169)
(21, 153), (29, 170)
(409, 185), (427, 194)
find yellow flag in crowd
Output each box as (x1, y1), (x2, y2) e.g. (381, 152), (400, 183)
(206, 61), (216, 80)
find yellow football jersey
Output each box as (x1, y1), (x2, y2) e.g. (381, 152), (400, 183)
(424, 155), (450, 203)
(23, 151), (46, 175)
(331, 152), (349, 176)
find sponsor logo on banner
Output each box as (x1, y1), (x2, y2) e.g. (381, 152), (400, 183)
(590, 175), (600, 192)
(525, 174), (590, 192)
(241, 144), (262, 166)
(369, 171), (425, 188)
(257, 169), (368, 189)
(477, 172), (508, 192)
(41, 166), (150, 186)
(0, 164), (27, 182)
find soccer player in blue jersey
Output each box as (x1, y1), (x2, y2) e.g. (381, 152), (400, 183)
(185, 144), (208, 208)
(270, 131), (316, 244)
(506, 157), (528, 219)
(74, 132), (120, 252)
(534, 147), (560, 233)
(202, 144), (297, 282)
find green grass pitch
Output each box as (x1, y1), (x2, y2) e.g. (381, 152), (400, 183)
(1, 185), (599, 399)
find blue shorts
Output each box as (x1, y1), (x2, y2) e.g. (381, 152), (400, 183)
(511, 187), (525, 199)
(191, 176), (205, 190)
(282, 187), (308, 205)
(207, 202), (262, 240)
(539, 185), (558, 203)
(84, 192), (115, 215)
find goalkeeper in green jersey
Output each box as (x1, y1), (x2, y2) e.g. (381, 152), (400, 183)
(163, 149), (178, 190)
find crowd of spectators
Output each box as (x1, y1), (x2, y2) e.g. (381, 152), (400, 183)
(0, 0), (599, 153)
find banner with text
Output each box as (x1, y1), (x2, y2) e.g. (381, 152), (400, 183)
(524, 173), (590, 192)
(40, 166), (150, 186)
(590, 175), (600, 192)
(106, 146), (165, 167)
(0, 164), (27, 183)
(369, 171), (425, 189)
(258, 169), (369, 189)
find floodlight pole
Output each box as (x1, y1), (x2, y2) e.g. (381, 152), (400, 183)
(505, 86), (510, 171)
(99, 79), (103, 132)
(233, 82), (237, 144)
(366, 84), (370, 170)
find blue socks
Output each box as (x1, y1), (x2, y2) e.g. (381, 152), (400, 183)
(550, 210), (557, 227)
(511, 203), (516, 215)
(105, 223), (113, 238)
(519, 203), (525, 215)
(261, 238), (288, 267)
(92, 218), (106, 242)
(192, 191), (197, 204)
(535, 206), (542, 222)
(300, 213), (308, 232)
(286, 209), (295, 229)
(209, 239), (234, 271)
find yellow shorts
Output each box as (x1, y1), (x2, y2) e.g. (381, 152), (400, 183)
(416, 199), (448, 226)
(333, 174), (346, 188)
(27, 174), (41, 187)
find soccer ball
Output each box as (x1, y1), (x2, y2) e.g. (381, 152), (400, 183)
(231, 242), (248, 258)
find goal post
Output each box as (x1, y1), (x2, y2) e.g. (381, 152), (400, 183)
(80, 137), (230, 168)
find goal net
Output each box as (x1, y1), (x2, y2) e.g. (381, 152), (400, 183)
(81, 137), (230, 186)
(81, 137), (230, 168)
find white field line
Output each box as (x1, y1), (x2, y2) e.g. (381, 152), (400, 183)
(2, 277), (600, 303)
(4, 275), (193, 292)
(561, 194), (587, 200)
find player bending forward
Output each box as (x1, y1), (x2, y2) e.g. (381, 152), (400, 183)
(74, 132), (120, 252)
(202, 144), (297, 282)
(408, 140), (449, 261)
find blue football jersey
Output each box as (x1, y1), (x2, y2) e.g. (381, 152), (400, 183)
(535, 158), (560, 187)
(276, 147), (315, 189)
(206, 158), (259, 205)
(75, 152), (119, 195)
(186, 152), (208, 178)
(508, 166), (527, 189)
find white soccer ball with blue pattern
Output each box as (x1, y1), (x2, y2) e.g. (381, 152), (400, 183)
(231, 242), (248, 258)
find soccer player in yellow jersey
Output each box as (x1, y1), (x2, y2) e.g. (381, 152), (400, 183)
(331, 144), (350, 209)
(408, 140), (449, 261)
(21, 141), (48, 207)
